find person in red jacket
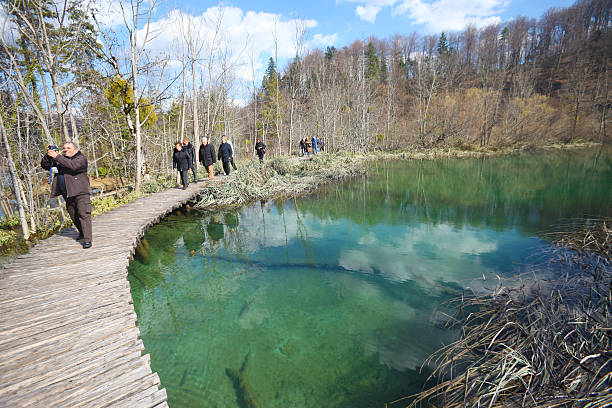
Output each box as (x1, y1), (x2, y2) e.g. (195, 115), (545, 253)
(41, 142), (93, 249)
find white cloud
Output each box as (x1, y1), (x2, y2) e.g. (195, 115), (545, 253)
(339, 223), (499, 288)
(341, 0), (397, 23)
(393, 0), (506, 32)
(125, 6), (321, 93)
(356, 4), (382, 23)
(340, 0), (505, 31)
(92, 0), (126, 29)
(309, 33), (338, 48)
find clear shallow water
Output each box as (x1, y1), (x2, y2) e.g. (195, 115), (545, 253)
(128, 148), (612, 408)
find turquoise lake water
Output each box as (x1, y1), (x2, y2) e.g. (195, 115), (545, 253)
(128, 148), (612, 407)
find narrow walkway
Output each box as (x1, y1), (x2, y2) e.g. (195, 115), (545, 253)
(0, 180), (216, 407)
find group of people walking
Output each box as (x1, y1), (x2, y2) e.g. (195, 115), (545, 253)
(39, 130), (317, 251)
(172, 135), (267, 189)
(299, 136), (323, 157)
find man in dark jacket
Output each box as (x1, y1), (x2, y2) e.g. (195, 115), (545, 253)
(199, 137), (216, 180)
(173, 141), (190, 189)
(41, 142), (93, 248)
(255, 137), (266, 163)
(217, 135), (233, 175)
(182, 137), (197, 182)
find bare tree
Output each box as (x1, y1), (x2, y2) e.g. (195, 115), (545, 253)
(5, 0), (96, 145)
(94, 0), (168, 193)
(0, 110), (29, 239)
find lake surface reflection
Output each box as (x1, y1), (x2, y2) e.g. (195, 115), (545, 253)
(128, 148), (611, 407)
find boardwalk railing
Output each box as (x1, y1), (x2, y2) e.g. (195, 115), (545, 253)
(0, 181), (213, 407)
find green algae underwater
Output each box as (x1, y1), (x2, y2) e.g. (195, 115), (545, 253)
(128, 147), (612, 408)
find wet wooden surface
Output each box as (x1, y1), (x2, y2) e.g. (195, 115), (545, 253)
(0, 180), (216, 407)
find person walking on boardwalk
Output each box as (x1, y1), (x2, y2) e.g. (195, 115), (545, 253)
(182, 137), (198, 182)
(226, 137), (238, 172)
(311, 135), (319, 154)
(255, 137), (266, 163)
(173, 141), (190, 189)
(304, 137), (312, 157)
(199, 137), (216, 180)
(217, 135), (233, 175)
(41, 142), (93, 249)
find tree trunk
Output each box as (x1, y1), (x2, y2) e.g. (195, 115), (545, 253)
(191, 59), (200, 164)
(0, 114), (29, 239)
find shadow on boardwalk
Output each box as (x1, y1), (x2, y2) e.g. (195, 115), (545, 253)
(0, 180), (219, 407)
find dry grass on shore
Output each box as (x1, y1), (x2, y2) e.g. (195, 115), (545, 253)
(408, 218), (611, 407)
(194, 153), (368, 210)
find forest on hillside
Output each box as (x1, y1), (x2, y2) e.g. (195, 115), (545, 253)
(0, 0), (609, 241)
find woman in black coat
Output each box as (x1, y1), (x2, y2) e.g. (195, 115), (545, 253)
(199, 137), (216, 180)
(182, 138), (197, 182)
(255, 137), (266, 163)
(173, 141), (190, 189)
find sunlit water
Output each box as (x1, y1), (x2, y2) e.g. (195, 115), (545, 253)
(128, 148), (612, 407)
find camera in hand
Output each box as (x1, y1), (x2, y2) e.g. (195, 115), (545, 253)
(47, 145), (59, 184)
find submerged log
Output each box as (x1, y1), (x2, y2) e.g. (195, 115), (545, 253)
(135, 238), (151, 264)
(225, 352), (260, 408)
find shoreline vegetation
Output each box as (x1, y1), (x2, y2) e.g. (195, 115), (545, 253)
(0, 140), (600, 258)
(405, 217), (611, 408)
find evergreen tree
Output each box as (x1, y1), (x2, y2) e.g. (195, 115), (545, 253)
(259, 57), (281, 140)
(437, 32), (449, 55)
(365, 42), (379, 80)
(262, 57), (277, 97)
(325, 46), (337, 61)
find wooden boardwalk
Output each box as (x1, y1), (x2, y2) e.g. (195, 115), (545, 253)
(0, 180), (215, 407)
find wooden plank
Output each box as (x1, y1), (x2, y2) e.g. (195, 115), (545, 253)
(0, 287), (132, 326)
(0, 297), (133, 328)
(71, 372), (162, 408)
(0, 340), (144, 398)
(0, 266), (128, 299)
(0, 312), (137, 363)
(6, 352), (149, 406)
(110, 384), (167, 408)
(0, 267), (129, 300)
(1, 330), (143, 386)
(0, 278), (131, 307)
(0, 327), (142, 385)
(0, 301), (132, 344)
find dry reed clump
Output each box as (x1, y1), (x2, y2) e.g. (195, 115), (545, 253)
(409, 218), (612, 408)
(194, 153), (366, 210)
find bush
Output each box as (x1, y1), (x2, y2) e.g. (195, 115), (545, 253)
(0, 215), (20, 228)
(0, 229), (17, 247)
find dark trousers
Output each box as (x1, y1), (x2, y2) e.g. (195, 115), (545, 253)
(222, 161), (231, 175)
(230, 157), (237, 170)
(179, 169), (189, 187)
(257, 154), (264, 163)
(190, 164), (197, 181)
(65, 194), (92, 242)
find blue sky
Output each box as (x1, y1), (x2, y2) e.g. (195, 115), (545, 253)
(158, 0), (575, 46)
